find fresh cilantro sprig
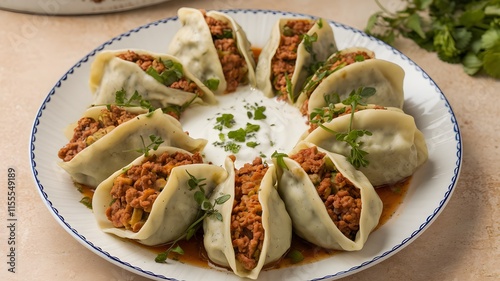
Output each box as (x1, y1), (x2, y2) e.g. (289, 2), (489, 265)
(365, 0), (500, 78)
(313, 87), (376, 168)
(214, 113), (236, 131)
(155, 171), (230, 263)
(146, 59), (184, 86)
(271, 151), (289, 170)
(112, 89), (154, 112)
(134, 135), (164, 157)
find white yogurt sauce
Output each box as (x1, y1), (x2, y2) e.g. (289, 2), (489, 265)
(181, 86), (309, 168)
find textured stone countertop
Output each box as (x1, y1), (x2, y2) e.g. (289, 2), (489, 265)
(0, 0), (498, 280)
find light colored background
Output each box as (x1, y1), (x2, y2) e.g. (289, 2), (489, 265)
(0, 0), (499, 280)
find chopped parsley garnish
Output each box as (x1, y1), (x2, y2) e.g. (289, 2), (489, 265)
(246, 141), (259, 148)
(134, 135), (164, 157)
(271, 151), (289, 170)
(112, 89), (154, 112)
(244, 102), (267, 120)
(146, 59), (184, 87)
(203, 78), (220, 91)
(79, 196), (92, 209)
(227, 123), (260, 142)
(312, 87), (376, 168)
(214, 113), (236, 131)
(302, 32), (318, 53)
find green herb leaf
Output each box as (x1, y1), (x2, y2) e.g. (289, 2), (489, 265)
(287, 249), (304, 264)
(146, 59), (184, 87)
(134, 134), (164, 157)
(253, 106), (267, 120)
(204, 78), (220, 91)
(365, 0), (500, 79)
(271, 151), (289, 170)
(79, 196), (92, 209)
(214, 113), (235, 131)
(113, 89), (154, 112)
(228, 128), (247, 142)
(155, 171), (230, 263)
(302, 32), (318, 53)
(246, 141), (259, 148)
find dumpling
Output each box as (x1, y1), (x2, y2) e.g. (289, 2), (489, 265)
(93, 146), (227, 246)
(89, 49), (217, 117)
(58, 106), (207, 187)
(203, 156), (292, 279)
(304, 102), (403, 138)
(297, 48), (405, 116)
(274, 141), (382, 250)
(303, 109), (428, 186)
(167, 8), (256, 94)
(255, 17), (337, 103)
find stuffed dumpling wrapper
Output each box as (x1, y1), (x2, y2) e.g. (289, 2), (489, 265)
(303, 53), (405, 115)
(303, 102), (403, 139)
(58, 106), (206, 187)
(90, 49), (216, 116)
(255, 17), (337, 103)
(303, 109), (428, 186)
(275, 141), (382, 251)
(203, 157), (292, 280)
(167, 8), (256, 94)
(93, 146), (227, 246)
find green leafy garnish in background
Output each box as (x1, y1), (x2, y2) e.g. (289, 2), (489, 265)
(365, 0), (500, 78)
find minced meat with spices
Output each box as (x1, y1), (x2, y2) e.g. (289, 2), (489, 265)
(230, 156), (267, 271)
(205, 14), (248, 93)
(307, 105), (386, 132)
(58, 105), (138, 162)
(105, 151), (203, 232)
(116, 50), (202, 95)
(290, 146), (362, 240)
(271, 20), (314, 99)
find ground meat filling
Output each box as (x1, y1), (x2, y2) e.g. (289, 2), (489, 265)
(290, 146), (362, 240)
(326, 51), (373, 71)
(205, 15), (248, 93)
(299, 51), (374, 115)
(271, 20), (314, 100)
(117, 50), (202, 96)
(230, 156), (268, 271)
(57, 105), (138, 162)
(105, 151), (203, 233)
(308, 105), (386, 132)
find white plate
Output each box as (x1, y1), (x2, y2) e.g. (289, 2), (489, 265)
(0, 0), (170, 15)
(29, 9), (462, 281)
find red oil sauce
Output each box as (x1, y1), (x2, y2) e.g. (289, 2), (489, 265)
(251, 47), (262, 63)
(77, 175), (411, 270)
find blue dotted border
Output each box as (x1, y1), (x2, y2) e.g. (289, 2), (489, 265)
(29, 9), (462, 281)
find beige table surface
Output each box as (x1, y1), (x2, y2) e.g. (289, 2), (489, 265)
(0, 0), (499, 280)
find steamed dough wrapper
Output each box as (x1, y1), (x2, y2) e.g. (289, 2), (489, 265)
(297, 47), (405, 116)
(58, 107), (207, 187)
(275, 142), (382, 250)
(255, 17), (337, 103)
(203, 157), (292, 280)
(303, 109), (428, 186)
(167, 8), (256, 94)
(304, 102), (403, 139)
(90, 49), (216, 117)
(93, 146), (227, 246)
